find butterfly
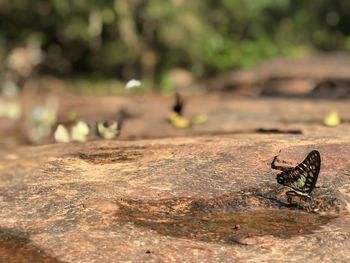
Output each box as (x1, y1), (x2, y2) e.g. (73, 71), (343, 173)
(54, 121), (90, 143)
(96, 109), (129, 139)
(96, 120), (120, 139)
(271, 150), (321, 204)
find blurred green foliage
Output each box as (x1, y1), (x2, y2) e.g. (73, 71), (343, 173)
(0, 0), (349, 84)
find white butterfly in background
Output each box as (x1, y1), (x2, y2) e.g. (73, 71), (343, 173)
(54, 121), (90, 143)
(125, 79), (141, 90)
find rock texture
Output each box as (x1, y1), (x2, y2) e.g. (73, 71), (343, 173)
(1, 133), (350, 262)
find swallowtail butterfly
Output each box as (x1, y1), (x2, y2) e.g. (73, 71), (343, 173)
(271, 150), (321, 204)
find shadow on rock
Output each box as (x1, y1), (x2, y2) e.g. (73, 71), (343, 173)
(0, 228), (63, 263)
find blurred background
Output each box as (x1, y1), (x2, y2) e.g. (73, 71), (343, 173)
(2, 0), (350, 89)
(1, 0), (350, 148)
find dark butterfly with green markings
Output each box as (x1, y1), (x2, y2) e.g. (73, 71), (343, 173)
(271, 150), (321, 204)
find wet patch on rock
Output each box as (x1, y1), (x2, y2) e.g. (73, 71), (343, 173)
(114, 185), (345, 245)
(0, 228), (63, 263)
(77, 146), (146, 164)
(75, 144), (181, 165)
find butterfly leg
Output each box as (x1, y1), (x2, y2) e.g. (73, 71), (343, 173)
(301, 195), (312, 202)
(286, 190), (312, 205)
(314, 185), (326, 189)
(286, 191), (301, 206)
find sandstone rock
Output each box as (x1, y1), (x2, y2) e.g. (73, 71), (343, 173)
(1, 134), (350, 262)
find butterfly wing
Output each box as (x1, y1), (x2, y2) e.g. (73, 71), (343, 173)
(286, 150), (321, 193)
(173, 93), (183, 115)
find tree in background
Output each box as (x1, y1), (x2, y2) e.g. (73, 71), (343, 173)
(0, 0), (349, 87)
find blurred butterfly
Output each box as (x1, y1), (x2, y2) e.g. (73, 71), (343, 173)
(168, 93), (190, 128)
(96, 109), (129, 139)
(168, 93), (208, 129)
(54, 124), (70, 143)
(173, 93), (183, 115)
(71, 121), (90, 142)
(96, 120), (120, 139)
(54, 121), (90, 143)
(271, 150), (321, 204)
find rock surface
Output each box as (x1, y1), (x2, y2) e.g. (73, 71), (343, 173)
(3, 95), (350, 147)
(208, 54), (350, 96)
(1, 133), (350, 262)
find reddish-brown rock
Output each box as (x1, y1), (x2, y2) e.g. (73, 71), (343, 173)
(1, 133), (350, 262)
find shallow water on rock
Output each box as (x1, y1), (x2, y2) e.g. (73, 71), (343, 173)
(115, 197), (336, 245)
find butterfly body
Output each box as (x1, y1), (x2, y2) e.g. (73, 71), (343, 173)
(271, 150), (321, 204)
(173, 93), (183, 116)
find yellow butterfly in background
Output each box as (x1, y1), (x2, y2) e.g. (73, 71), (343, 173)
(168, 111), (191, 128)
(324, 110), (340, 127)
(168, 93), (208, 129)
